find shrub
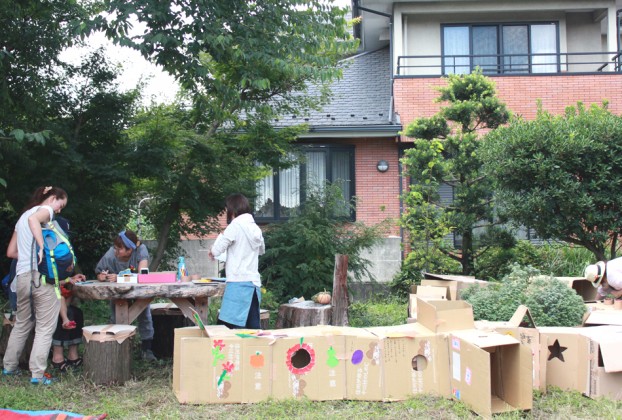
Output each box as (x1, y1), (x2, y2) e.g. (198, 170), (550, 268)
(474, 241), (594, 282)
(259, 184), (388, 304)
(462, 264), (586, 326)
(349, 296), (407, 327)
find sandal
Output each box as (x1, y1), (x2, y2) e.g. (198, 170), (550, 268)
(62, 320), (76, 330)
(67, 357), (83, 368)
(51, 359), (69, 372)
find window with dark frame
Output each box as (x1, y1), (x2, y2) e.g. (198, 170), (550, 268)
(254, 145), (355, 222)
(442, 22), (559, 75)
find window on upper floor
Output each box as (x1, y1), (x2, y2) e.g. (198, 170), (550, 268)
(442, 22), (558, 75)
(254, 145), (355, 222)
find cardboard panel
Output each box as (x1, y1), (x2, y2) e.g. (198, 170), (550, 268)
(450, 330), (532, 417)
(538, 327), (590, 394)
(366, 323), (449, 401)
(417, 299), (475, 333)
(270, 328), (346, 401)
(584, 303), (622, 326)
(422, 273), (488, 300)
(173, 326), (204, 397)
(408, 286), (448, 318)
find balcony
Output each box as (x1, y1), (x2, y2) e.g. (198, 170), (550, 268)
(396, 52), (622, 77)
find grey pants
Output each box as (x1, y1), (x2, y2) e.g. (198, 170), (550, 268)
(3, 272), (61, 378)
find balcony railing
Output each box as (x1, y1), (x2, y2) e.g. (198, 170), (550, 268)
(396, 51), (622, 76)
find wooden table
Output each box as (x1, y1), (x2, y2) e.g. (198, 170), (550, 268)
(73, 281), (225, 326)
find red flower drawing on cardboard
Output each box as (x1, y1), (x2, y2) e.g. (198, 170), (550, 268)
(285, 337), (316, 375)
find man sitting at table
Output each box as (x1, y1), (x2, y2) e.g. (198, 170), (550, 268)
(95, 229), (156, 361)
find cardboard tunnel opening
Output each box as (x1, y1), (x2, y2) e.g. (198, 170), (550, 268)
(291, 348), (312, 370)
(411, 354), (428, 371)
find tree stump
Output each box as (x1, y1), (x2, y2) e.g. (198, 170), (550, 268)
(275, 301), (332, 328)
(151, 303), (192, 359)
(83, 325), (136, 385)
(0, 314), (35, 369)
(259, 309), (270, 330)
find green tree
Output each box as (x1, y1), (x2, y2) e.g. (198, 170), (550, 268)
(126, 104), (304, 270)
(400, 70), (512, 275)
(95, 0), (358, 267)
(483, 102), (622, 261)
(259, 185), (387, 304)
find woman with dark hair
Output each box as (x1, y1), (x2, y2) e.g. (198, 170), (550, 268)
(95, 229), (156, 361)
(209, 193), (265, 329)
(3, 186), (70, 384)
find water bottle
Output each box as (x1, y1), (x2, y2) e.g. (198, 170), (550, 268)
(177, 256), (186, 282)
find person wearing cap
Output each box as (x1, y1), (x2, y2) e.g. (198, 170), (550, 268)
(584, 258), (622, 299)
(94, 229), (156, 361)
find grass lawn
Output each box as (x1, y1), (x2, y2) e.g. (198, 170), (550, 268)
(1, 299), (621, 419)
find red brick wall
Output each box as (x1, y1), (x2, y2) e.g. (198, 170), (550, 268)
(394, 74), (622, 136)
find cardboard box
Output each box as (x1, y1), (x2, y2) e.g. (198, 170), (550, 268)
(138, 271), (176, 283)
(538, 327), (590, 395)
(583, 302), (622, 326)
(175, 327), (273, 403)
(116, 273), (138, 283)
(579, 326), (622, 400)
(417, 298), (475, 333)
(269, 326), (346, 401)
(475, 306), (546, 392)
(366, 323), (449, 401)
(448, 329), (533, 418)
(533, 276), (598, 302)
(408, 285), (448, 319)
(421, 273), (488, 300)
(539, 326), (622, 400)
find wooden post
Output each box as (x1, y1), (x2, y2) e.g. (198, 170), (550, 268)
(332, 254), (349, 326)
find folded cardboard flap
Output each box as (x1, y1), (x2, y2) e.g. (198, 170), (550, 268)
(408, 285), (449, 318)
(508, 305), (536, 328)
(421, 273), (488, 301)
(417, 298), (475, 333)
(579, 326), (622, 373)
(82, 324), (137, 343)
(532, 276), (598, 302)
(583, 303), (622, 326)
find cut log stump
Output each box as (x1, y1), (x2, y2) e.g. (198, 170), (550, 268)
(0, 314), (34, 369)
(83, 325), (136, 385)
(275, 301), (332, 329)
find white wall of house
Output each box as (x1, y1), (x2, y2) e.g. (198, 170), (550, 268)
(391, 0), (618, 75)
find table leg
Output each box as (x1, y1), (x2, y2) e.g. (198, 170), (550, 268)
(170, 297), (209, 326)
(114, 298), (152, 325)
(114, 300), (129, 324)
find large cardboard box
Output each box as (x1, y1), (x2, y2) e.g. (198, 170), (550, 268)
(365, 323), (450, 401)
(475, 306), (546, 392)
(269, 326), (346, 401)
(175, 328), (273, 403)
(579, 326), (622, 400)
(583, 302), (622, 326)
(421, 273), (488, 301)
(417, 298), (475, 333)
(540, 326), (622, 400)
(448, 330), (533, 418)
(408, 285), (448, 319)
(538, 327), (590, 394)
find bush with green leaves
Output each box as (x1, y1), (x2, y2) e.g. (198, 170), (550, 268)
(259, 184), (387, 304)
(462, 264), (586, 326)
(474, 240), (594, 282)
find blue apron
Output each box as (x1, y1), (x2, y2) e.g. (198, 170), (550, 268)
(219, 282), (261, 327)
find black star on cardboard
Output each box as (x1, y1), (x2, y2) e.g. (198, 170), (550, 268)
(547, 339), (567, 362)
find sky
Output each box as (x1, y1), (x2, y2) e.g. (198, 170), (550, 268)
(61, 0), (352, 106)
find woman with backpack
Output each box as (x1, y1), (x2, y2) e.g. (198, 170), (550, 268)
(2, 186), (71, 385)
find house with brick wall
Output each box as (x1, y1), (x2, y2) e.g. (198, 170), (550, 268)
(185, 0), (622, 282)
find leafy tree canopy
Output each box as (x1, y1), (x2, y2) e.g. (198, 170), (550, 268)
(483, 102), (622, 261)
(400, 70), (512, 275)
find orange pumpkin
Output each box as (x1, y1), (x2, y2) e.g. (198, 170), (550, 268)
(312, 291), (331, 305)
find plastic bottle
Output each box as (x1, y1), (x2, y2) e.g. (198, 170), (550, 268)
(177, 256), (186, 282)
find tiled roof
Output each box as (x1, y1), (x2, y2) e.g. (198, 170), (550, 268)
(274, 47), (395, 128)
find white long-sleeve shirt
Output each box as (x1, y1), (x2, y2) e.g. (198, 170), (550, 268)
(211, 213), (265, 287)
